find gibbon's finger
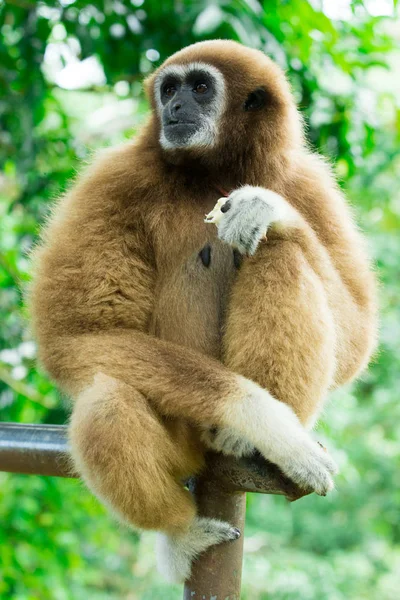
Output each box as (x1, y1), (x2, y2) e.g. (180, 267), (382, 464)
(204, 197), (231, 224)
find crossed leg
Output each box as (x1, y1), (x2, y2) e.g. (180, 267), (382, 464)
(69, 373), (240, 582)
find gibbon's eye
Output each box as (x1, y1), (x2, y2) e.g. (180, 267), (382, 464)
(163, 84), (177, 97)
(244, 88), (268, 111)
(193, 81), (208, 94)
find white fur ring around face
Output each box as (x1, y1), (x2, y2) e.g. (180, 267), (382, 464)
(205, 185), (297, 255)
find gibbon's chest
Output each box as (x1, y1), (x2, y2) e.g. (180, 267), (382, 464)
(148, 195), (241, 359)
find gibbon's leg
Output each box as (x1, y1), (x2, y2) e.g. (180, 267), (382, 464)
(51, 329), (336, 495)
(208, 186), (338, 426)
(69, 373), (196, 532)
(69, 373), (240, 583)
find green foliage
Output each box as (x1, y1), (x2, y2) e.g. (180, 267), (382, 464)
(0, 0), (399, 598)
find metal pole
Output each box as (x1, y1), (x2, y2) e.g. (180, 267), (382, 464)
(0, 423), (308, 498)
(0, 422), (74, 478)
(184, 477), (246, 600)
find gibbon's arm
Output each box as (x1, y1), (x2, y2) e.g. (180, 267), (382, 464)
(286, 153), (377, 314)
(216, 181), (377, 424)
(282, 158), (378, 384)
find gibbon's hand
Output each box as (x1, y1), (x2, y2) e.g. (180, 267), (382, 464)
(205, 185), (298, 255)
(201, 423), (337, 495)
(219, 378), (339, 496)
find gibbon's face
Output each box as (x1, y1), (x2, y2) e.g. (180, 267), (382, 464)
(147, 40), (301, 161)
(154, 63), (226, 150)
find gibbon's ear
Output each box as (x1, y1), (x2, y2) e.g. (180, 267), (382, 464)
(244, 87), (268, 112)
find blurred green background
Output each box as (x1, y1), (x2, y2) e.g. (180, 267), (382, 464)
(1, 0), (399, 598)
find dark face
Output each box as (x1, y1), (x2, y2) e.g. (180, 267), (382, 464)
(154, 58), (276, 162)
(156, 65), (225, 149)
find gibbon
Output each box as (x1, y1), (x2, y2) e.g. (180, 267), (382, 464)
(30, 40), (377, 582)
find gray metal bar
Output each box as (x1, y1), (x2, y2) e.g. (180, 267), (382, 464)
(0, 422), (75, 478)
(184, 478), (246, 600)
(0, 422), (309, 500)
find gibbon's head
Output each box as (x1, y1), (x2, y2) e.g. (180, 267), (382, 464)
(145, 40), (303, 169)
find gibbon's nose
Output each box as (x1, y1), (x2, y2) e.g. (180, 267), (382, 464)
(172, 101), (182, 112)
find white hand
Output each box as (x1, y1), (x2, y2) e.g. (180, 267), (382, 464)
(205, 185), (298, 255)
(201, 426), (255, 458)
(225, 377), (338, 495)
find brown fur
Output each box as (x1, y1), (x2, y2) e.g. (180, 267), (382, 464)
(29, 41), (377, 534)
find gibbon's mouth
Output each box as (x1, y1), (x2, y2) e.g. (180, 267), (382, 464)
(166, 120), (197, 127)
(164, 121), (199, 142)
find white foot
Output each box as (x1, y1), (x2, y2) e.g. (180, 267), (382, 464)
(156, 517), (240, 583)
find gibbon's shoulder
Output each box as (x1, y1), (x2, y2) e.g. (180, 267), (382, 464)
(71, 137), (163, 205)
(282, 148), (347, 205)
(287, 149), (336, 187)
(35, 137), (163, 253)
(42, 142), (166, 239)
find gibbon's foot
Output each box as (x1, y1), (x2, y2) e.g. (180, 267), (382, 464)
(205, 185), (297, 255)
(156, 517), (240, 583)
(201, 426), (256, 458)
